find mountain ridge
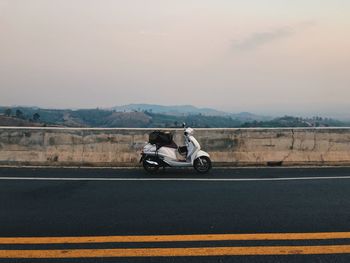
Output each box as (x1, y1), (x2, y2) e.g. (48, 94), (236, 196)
(109, 103), (270, 121)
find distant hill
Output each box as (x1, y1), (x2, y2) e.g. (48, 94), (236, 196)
(232, 112), (271, 122)
(110, 104), (228, 116)
(110, 104), (271, 121)
(241, 116), (347, 128)
(0, 105), (348, 128)
(0, 115), (45, 127)
(0, 106), (245, 128)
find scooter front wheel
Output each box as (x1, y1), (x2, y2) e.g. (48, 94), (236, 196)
(193, 156), (212, 174)
(142, 156), (160, 173)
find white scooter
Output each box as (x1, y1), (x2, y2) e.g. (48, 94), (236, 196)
(140, 125), (212, 173)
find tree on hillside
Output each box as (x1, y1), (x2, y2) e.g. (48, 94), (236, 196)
(15, 109), (24, 119)
(4, 108), (12, 117)
(33, 113), (40, 121)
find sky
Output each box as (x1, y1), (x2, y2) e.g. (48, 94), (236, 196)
(0, 0), (349, 117)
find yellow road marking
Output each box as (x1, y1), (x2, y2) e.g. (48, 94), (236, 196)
(1, 232), (350, 244)
(2, 245), (350, 258)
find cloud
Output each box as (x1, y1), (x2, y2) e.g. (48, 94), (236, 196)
(232, 22), (315, 51)
(233, 26), (294, 50)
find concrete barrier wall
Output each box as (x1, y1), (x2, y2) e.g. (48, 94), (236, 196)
(0, 127), (350, 167)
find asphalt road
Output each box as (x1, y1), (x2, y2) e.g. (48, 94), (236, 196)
(1, 167), (350, 262)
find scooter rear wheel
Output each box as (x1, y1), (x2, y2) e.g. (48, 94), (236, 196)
(143, 157), (160, 173)
(193, 156), (212, 174)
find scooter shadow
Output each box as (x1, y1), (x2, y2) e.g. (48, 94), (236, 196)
(141, 167), (212, 178)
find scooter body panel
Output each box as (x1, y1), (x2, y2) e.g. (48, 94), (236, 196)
(195, 150), (210, 159)
(143, 144), (178, 160)
(163, 159), (192, 167)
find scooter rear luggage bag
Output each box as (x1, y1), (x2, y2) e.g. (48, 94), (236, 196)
(149, 131), (173, 145)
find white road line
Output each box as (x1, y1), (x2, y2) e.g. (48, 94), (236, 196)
(0, 176), (350, 181)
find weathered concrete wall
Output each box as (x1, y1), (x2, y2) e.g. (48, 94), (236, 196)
(0, 127), (350, 167)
